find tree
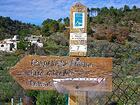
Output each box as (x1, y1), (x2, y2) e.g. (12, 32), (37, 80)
(49, 21), (59, 32)
(100, 7), (109, 15)
(41, 21), (50, 36)
(124, 5), (130, 12)
(0, 16), (39, 40)
(63, 17), (69, 26)
(132, 5), (137, 11)
(18, 29), (31, 37)
(36, 91), (66, 105)
(41, 19), (60, 36)
(87, 8), (90, 17)
(87, 16), (93, 34)
(96, 8), (100, 14)
(91, 8), (98, 17)
(58, 18), (63, 23)
(59, 23), (65, 32)
(17, 40), (28, 50)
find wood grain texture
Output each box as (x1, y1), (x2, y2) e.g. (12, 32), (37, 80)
(9, 55), (112, 91)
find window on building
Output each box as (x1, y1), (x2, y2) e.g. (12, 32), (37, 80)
(1, 45), (4, 47)
(37, 39), (40, 42)
(10, 43), (15, 51)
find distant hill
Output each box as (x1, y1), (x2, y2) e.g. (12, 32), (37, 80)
(1, 5), (140, 44)
(88, 5), (140, 44)
(0, 16), (40, 40)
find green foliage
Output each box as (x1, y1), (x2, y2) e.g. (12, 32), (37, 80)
(87, 17), (93, 34)
(0, 16), (40, 40)
(124, 5), (131, 12)
(0, 53), (21, 101)
(43, 33), (69, 55)
(42, 19), (60, 36)
(36, 91), (66, 105)
(41, 18), (69, 36)
(59, 23), (65, 32)
(94, 15), (104, 24)
(18, 29), (31, 37)
(63, 17), (69, 26)
(89, 6), (140, 43)
(91, 5), (140, 25)
(17, 40), (29, 50)
(25, 90), (38, 97)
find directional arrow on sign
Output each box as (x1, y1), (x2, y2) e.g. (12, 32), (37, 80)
(9, 55), (112, 91)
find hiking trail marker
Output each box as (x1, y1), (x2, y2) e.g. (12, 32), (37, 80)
(69, 2), (87, 56)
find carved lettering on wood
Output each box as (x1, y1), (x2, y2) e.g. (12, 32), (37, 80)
(9, 55), (112, 91)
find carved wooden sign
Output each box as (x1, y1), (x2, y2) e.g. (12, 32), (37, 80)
(9, 55), (112, 91)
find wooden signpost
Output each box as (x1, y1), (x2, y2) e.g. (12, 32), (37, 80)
(9, 2), (112, 105)
(68, 2), (112, 105)
(9, 55), (112, 91)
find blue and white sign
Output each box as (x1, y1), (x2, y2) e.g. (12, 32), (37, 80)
(73, 12), (85, 28)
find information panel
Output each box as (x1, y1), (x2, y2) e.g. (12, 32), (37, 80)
(70, 45), (87, 52)
(70, 3), (87, 33)
(69, 33), (87, 56)
(70, 33), (87, 40)
(73, 12), (85, 28)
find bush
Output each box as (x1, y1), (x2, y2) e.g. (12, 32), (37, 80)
(17, 40), (28, 50)
(36, 91), (66, 105)
(92, 25), (130, 44)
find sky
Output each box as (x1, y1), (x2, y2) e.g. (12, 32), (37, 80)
(0, 0), (140, 25)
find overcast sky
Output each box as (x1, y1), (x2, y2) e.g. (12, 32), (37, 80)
(0, 0), (140, 25)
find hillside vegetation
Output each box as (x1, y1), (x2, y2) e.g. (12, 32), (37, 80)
(0, 16), (41, 40)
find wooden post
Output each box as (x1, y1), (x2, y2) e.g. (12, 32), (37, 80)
(69, 95), (77, 105)
(69, 2), (88, 105)
(68, 91), (88, 105)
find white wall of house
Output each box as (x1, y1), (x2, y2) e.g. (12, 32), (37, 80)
(0, 41), (17, 52)
(0, 43), (10, 52)
(25, 35), (43, 48)
(0, 35), (18, 52)
(36, 42), (43, 47)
